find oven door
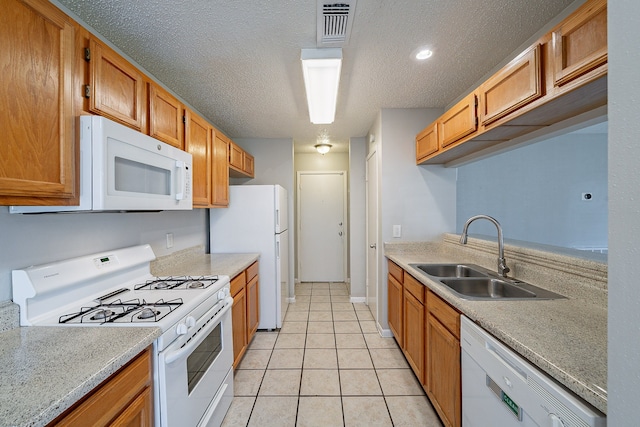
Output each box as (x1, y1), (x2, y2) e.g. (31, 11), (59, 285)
(158, 299), (233, 427)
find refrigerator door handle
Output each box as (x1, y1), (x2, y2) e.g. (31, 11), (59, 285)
(276, 240), (280, 259)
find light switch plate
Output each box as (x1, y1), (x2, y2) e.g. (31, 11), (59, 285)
(393, 225), (401, 238)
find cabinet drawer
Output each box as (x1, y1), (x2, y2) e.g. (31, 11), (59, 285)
(230, 272), (246, 297)
(246, 261), (259, 281)
(404, 274), (425, 304)
(387, 260), (404, 283)
(427, 290), (459, 339)
(54, 348), (152, 426)
(479, 44), (542, 126)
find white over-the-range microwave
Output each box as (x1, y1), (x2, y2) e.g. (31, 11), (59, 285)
(11, 116), (193, 213)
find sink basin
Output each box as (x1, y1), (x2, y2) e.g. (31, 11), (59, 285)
(410, 263), (488, 278)
(440, 278), (536, 299)
(408, 263), (565, 300)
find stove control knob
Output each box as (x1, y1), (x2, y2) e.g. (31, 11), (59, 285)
(186, 316), (196, 329)
(217, 289), (228, 300)
(176, 323), (188, 336)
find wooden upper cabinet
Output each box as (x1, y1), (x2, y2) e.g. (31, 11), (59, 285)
(439, 92), (477, 148)
(212, 133), (230, 207)
(416, 122), (438, 163)
(243, 152), (255, 178)
(0, 0), (76, 205)
(89, 37), (144, 130)
(149, 83), (184, 149)
(185, 109), (212, 207)
(552, 0), (607, 87)
(229, 141), (244, 170)
(479, 44), (543, 126)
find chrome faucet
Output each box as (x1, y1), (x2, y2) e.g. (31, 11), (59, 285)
(459, 215), (510, 277)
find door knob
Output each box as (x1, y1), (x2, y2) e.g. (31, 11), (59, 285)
(369, 244), (376, 249)
(339, 231), (343, 236)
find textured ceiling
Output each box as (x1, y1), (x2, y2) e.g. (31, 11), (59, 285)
(56, 0), (575, 152)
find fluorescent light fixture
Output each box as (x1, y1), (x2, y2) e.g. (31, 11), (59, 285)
(301, 48), (342, 124)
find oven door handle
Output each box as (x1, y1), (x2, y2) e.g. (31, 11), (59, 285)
(164, 299), (231, 365)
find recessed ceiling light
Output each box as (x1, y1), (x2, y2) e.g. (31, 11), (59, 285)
(415, 49), (433, 60)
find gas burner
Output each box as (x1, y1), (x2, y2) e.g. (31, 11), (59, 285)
(154, 281), (170, 290)
(138, 307), (160, 320)
(91, 309), (114, 320)
(135, 275), (220, 291)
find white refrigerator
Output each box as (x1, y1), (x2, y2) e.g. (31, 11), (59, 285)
(209, 185), (289, 329)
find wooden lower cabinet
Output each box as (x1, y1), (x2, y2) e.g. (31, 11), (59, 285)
(231, 286), (248, 368)
(387, 273), (403, 346)
(51, 348), (153, 426)
(403, 288), (424, 378)
(386, 259), (461, 427)
(231, 261), (260, 368)
(425, 289), (461, 427)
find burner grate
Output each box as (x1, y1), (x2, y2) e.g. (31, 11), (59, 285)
(59, 297), (184, 324)
(135, 275), (219, 291)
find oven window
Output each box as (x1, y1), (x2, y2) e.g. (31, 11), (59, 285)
(187, 323), (223, 393)
(114, 157), (170, 195)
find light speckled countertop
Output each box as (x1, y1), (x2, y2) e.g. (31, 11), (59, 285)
(151, 247), (259, 279)
(0, 326), (160, 427)
(385, 237), (607, 414)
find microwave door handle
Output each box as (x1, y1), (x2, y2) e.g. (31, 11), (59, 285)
(175, 160), (185, 201)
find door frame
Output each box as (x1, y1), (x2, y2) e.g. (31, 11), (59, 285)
(365, 150), (379, 320)
(296, 170), (348, 282)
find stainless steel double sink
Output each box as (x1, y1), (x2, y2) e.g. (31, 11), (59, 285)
(408, 263), (565, 301)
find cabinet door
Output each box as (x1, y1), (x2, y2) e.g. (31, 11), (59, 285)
(110, 387), (153, 427)
(387, 274), (403, 347)
(149, 83), (183, 149)
(0, 0), (76, 204)
(439, 92), (477, 148)
(426, 314), (461, 427)
(403, 290), (424, 379)
(211, 134), (229, 207)
(229, 141), (243, 170)
(479, 44), (543, 126)
(552, 0), (607, 87)
(416, 122), (438, 162)
(232, 287), (248, 368)
(89, 37), (144, 130)
(247, 274), (260, 343)
(185, 110), (212, 207)
(243, 152), (255, 177)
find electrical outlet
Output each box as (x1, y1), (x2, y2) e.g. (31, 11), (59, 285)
(393, 225), (402, 238)
(166, 233), (174, 248)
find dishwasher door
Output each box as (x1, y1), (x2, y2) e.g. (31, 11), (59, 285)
(460, 316), (606, 427)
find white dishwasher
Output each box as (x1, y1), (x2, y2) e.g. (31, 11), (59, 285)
(460, 316), (606, 427)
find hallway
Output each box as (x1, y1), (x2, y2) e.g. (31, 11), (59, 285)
(221, 281), (442, 426)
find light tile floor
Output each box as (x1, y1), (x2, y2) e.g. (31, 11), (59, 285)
(222, 282), (443, 427)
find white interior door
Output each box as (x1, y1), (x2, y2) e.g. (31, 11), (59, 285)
(366, 151), (378, 320)
(298, 171), (347, 282)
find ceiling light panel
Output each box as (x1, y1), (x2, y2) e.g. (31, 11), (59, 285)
(301, 48), (343, 124)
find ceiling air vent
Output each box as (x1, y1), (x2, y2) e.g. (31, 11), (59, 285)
(317, 1), (357, 46)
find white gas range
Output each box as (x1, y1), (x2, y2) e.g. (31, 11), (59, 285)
(12, 244), (234, 427)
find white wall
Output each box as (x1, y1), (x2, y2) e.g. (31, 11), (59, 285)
(349, 138), (367, 298)
(233, 138), (295, 298)
(608, 2), (640, 423)
(0, 208), (207, 301)
(372, 108), (458, 329)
